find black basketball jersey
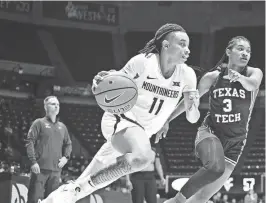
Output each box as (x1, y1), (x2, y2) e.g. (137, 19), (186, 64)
(203, 66), (258, 140)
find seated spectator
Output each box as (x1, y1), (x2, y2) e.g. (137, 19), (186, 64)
(222, 194), (229, 203)
(75, 160), (81, 175)
(80, 155), (85, 162)
(80, 160), (89, 172)
(0, 142), (5, 161)
(213, 192), (222, 203)
(245, 189), (258, 203)
(67, 160), (76, 173)
(0, 162), (5, 172)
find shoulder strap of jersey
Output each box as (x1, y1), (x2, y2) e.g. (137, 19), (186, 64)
(241, 66), (248, 76)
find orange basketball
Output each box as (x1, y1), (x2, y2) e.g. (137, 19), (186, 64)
(93, 72), (138, 114)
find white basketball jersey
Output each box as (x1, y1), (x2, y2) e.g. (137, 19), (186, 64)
(103, 53), (196, 138)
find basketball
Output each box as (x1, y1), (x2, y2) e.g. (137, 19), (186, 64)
(93, 72), (138, 114)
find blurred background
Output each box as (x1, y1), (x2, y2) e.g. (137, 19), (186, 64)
(0, 1), (264, 203)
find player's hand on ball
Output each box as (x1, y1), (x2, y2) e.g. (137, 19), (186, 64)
(92, 70), (116, 94)
(31, 163), (40, 174)
(155, 121), (169, 143)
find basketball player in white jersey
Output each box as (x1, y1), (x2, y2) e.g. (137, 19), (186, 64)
(40, 23), (200, 203)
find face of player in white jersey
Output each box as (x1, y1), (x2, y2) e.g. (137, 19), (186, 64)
(162, 31), (190, 64)
(226, 39), (251, 67)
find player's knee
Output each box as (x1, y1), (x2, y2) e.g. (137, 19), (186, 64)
(126, 152), (151, 171)
(133, 154), (150, 169)
(205, 160), (225, 178)
(140, 149), (154, 167)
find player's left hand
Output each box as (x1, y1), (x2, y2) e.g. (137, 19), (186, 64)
(155, 122), (169, 143)
(92, 70), (116, 93)
(58, 156), (68, 168)
(223, 69), (242, 83)
(188, 90), (200, 110)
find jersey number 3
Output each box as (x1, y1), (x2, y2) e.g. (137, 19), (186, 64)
(223, 99), (232, 112)
(149, 97), (164, 115)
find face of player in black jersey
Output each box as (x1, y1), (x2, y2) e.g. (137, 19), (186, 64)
(227, 39), (251, 67)
(163, 31), (190, 64)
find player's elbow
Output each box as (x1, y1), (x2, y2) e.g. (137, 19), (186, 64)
(186, 110), (200, 123)
(245, 86), (256, 92)
(187, 118), (198, 124)
(205, 160), (225, 180)
(187, 116), (199, 124)
(242, 78), (259, 91)
(245, 82), (259, 91)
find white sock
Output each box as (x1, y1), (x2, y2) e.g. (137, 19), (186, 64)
(76, 175), (114, 201)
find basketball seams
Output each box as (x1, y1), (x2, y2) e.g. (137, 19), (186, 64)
(94, 73), (138, 113)
(93, 74), (137, 96)
(94, 87), (137, 96)
(117, 74), (137, 86)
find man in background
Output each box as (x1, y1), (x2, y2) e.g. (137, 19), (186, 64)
(126, 147), (166, 203)
(25, 96), (72, 203)
(244, 189), (258, 203)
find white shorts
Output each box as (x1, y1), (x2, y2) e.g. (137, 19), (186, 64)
(98, 112), (146, 164)
(101, 112), (141, 141)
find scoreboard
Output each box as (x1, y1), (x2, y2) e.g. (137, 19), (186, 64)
(0, 1), (32, 14)
(42, 1), (119, 26)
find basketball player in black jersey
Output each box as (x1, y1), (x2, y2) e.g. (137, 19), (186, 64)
(159, 36), (263, 203)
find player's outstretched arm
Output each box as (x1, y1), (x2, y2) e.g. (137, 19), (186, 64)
(226, 67), (263, 91)
(167, 70), (220, 123)
(182, 68), (200, 123)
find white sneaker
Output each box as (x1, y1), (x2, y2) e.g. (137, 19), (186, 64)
(40, 181), (81, 203)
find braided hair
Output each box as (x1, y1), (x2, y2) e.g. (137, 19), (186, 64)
(139, 23), (186, 56)
(210, 36), (251, 72)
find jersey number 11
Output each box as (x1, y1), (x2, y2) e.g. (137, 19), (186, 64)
(149, 97), (164, 115)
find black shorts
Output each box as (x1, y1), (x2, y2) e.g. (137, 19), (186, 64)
(195, 125), (246, 166)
